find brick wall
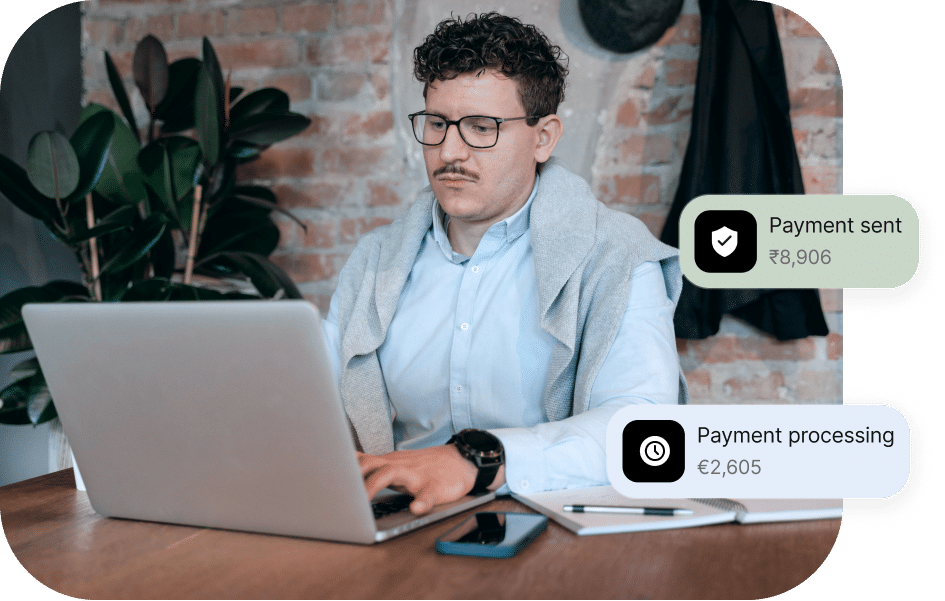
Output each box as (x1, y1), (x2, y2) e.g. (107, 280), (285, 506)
(79, 0), (842, 404)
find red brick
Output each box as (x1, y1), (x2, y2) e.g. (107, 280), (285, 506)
(644, 135), (674, 164)
(367, 181), (401, 207)
(316, 71), (367, 101)
(790, 87), (842, 117)
(687, 336), (816, 363)
(214, 38), (299, 70)
(85, 19), (123, 45)
(644, 95), (689, 125)
(320, 146), (390, 176)
(683, 369), (711, 399)
(634, 64), (656, 89)
(275, 218), (302, 247)
(302, 220), (336, 248)
(264, 73), (312, 102)
(801, 163), (842, 194)
(178, 11), (224, 39)
(793, 371), (841, 402)
(611, 174), (660, 206)
(615, 99), (641, 127)
(619, 136), (645, 161)
(344, 111), (394, 138)
(371, 68), (390, 100)
(784, 11), (822, 37)
(819, 288), (842, 312)
(125, 14), (175, 44)
(656, 14), (700, 46)
(271, 252), (345, 282)
(283, 3), (334, 33)
(664, 59), (697, 86)
(826, 333), (843, 360)
(271, 181), (348, 209)
(298, 114), (341, 140)
(84, 90), (121, 113)
(721, 372), (786, 401)
(338, 0), (386, 27)
(340, 217), (393, 244)
(236, 147), (317, 180)
(308, 30), (391, 65)
(226, 7), (279, 36)
(814, 44), (839, 75)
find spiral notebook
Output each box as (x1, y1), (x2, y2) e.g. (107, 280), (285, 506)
(512, 486), (842, 536)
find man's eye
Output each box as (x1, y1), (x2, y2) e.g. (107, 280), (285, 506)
(428, 119), (446, 130)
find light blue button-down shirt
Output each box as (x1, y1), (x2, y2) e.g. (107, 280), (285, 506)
(323, 175), (679, 494)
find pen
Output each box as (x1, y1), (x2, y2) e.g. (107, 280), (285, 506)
(562, 505), (694, 516)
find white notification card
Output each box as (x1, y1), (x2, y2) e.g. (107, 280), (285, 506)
(606, 405), (910, 499)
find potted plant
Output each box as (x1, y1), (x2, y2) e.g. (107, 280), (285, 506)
(0, 35), (311, 427)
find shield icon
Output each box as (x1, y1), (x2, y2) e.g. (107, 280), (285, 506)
(711, 226), (738, 257)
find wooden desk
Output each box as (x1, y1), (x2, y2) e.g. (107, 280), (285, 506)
(2, 470), (840, 599)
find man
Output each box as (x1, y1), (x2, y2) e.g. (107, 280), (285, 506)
(322, 12), (686, 514)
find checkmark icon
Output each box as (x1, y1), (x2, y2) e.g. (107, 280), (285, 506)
(719, 235), (732, 246)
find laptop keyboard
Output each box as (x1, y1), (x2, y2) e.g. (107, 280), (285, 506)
(372, 494), (414, 519)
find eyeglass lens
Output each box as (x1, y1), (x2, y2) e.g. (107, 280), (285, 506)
(412, 114), (500, 148)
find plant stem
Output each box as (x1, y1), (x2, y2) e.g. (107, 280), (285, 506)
(85, 194), (102, 301)
(183, 185), (203, 284)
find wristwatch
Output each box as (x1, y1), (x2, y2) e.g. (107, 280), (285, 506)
(447, 429), (505, 493)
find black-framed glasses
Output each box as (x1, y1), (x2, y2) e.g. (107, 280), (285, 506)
(408, 112), (540, 149)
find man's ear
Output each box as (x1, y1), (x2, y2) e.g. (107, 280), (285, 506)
(533, 114), (563, 163)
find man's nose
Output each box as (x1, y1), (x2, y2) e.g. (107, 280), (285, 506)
(438, 123), (470, 163)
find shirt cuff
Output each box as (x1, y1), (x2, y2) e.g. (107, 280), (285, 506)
(489, 426), (551, 495)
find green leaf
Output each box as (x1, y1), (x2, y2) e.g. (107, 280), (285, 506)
(104, 50), (140, 144)
(0, 153), (60, 225)
(230, 186), (307, 231)
(198, 211), (279, 257)
(0, 369), (55, 426)
(82, 104), (148, 205)
(65, 111), (115, 204)
(195, 64), (222, 166)
(132, 34), (170, 114)
(199, 251), (302, 299)
(229, 88), (290, 125)
(26, 131), (80, 200)
(99, 214), (168, 276)
(228, 112), (311, 147)
(10, 356), (40, 380)
(228, 142), (265, 162)
(0, 281), (89, 354)
(63, 204), (136, 244)
(151, 228), (176, 279)
(120, 278), (174, 301)
(138, 141), (179, 222)
(201, 37), (225, 113)
(154, 58), (201, 132)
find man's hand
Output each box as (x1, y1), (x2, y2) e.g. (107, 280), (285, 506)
(357, 445), (483, 515)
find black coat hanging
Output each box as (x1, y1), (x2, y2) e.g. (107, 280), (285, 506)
(660, 0), (829, 340)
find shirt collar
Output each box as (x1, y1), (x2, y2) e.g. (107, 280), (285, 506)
(431, 173), (540, 262)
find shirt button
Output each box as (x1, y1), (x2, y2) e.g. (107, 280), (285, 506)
(471, 266), (480, 273)
(455, 385), (462, 392)
(520, 480), (530, 489)
(460, 323), (469, 331)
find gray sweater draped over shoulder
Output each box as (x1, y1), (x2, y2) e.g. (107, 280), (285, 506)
(333, 157), (688, 454)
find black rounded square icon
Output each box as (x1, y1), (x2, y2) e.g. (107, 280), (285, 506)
(623, 420), (685, 483)
(694, 210), (757, 273)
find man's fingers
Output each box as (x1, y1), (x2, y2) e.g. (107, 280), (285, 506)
(363, 464), (423, 500)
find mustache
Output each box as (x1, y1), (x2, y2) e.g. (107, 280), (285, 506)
(432, 164), (479, 180)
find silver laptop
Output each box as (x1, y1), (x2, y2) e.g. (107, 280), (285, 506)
(22, 300), (494, 544)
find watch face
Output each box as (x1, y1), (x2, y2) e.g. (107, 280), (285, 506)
(462, 429), (500, 453)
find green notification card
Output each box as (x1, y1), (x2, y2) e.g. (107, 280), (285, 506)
(678, 195), (919, 288)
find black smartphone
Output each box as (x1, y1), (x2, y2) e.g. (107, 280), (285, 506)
(435, 512), (548, 558)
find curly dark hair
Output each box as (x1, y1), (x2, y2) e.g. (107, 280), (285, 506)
(413, 12), (569, 125)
